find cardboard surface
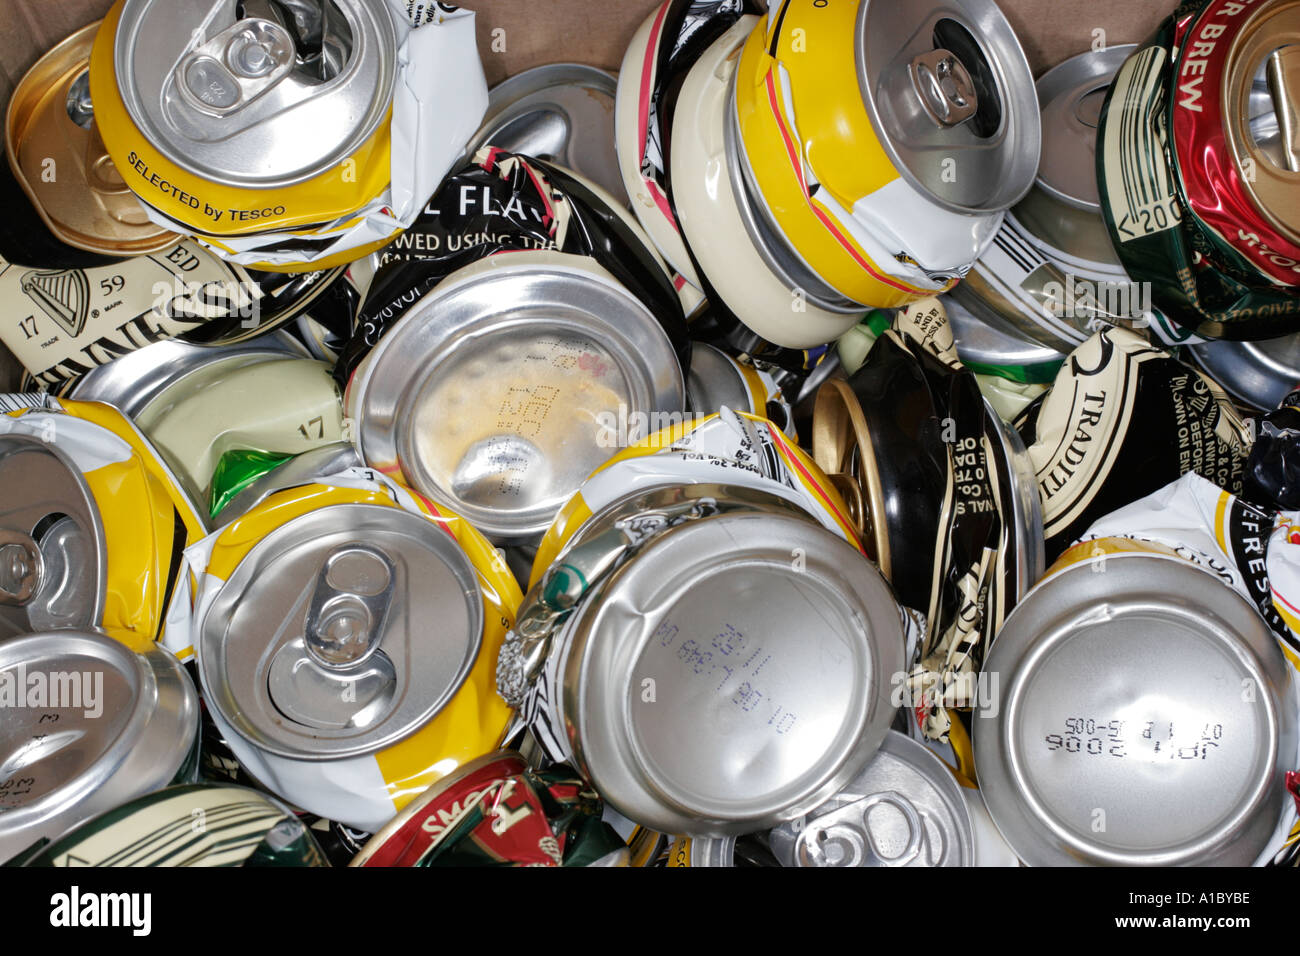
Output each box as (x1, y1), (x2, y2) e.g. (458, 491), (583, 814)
(1, 0), (1173, 112)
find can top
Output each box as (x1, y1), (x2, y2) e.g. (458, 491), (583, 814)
(350, 255), (685, 541)
(855, 0), (1040, 213)
(767, 730), (974, 866)
(0, 630), (197, 832)
(4, 20), (177, 256)
(975, 554), (1295, 867)
(685, 343), (752, 418)
(113, 0), (396, 188)
(567, 509), (903, 834)
(198, 502), (484, 760)
(1034, 45), (1136, 213)
(0, 436), (104, 639)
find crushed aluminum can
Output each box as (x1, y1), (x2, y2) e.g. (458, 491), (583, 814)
(349, 750), (625, 867)
(181, 471), (521, 832)
(69, 336), (343, 514)
(1096, 6), (1300, 340)
(0, 630), (199, 864)
(5, 21), (176, 257)
(346, 249), (685, 544)
(670, 14), (865, 350)
(499, 410), (903, 837)
(8, 783), (328, 867)
(0, 399), (205, 648)
(468, 64), (627, 207)
(1016, 327), (1252, 559)
(732, 0), (1039, 310)
(209, 441), (362, 528)
(811, 300), (1043, 739)
(614, 0), (758, 292)
(974, 542), (1299, 866)
(89, 0), (488, 271)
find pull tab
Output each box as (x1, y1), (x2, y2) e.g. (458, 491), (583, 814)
(1266, 45), (1300, 172)
(910, 49), (979, 128)
(0, 530), (43, 607)
(304, 545), (395, 668)
(795, 791), (926, 867)
(176, 18), (295, 116)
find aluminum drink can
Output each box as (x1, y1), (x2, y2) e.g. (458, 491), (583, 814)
(974, 545), (1299, 866)
(0, 629), (198, 864)
(184, 472), (521, 832)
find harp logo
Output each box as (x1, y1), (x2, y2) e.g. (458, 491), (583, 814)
(20, 269), (90, 337)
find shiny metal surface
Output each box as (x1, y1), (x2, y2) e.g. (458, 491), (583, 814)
(5, 21), (176, 255)
(854, 0), (1040, 213)
(68, 332), (308, 419)
(0, 630), (199, 863)
(213, 441), (361, 528)
(946, 294), (1065, 372)
(768, 731), (974, 867)
(983, 398), (1047, 602)
(1012, 46), (1136, 266)
(560, 507), (904, 836)
(469, 64), (626, 206)
(1189, 333), (1300, 412)
(114, 0), (397, 187)
(0, 437), (105, 640)
(975, 555), (1298, 866)
(685, 343), (750, 417)
(350, 254), (684, 541)
(198, 503), (483, 760)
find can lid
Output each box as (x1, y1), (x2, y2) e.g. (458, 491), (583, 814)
(351, 255), (685, 541)
(1033, 46), (1137, 213)
(0, 436), (105, 638)
(469, 64), (626, 207)
(0, 630), (198, 843)
(569, 511), (903, 835)
(4, 21), (177, 256)
(975, 555), (1295, 866)
(112, 0), (396, 188)
(854, 0), (1040, 213)
(198, 503), (484, 760)
(768, 731), (974, 866)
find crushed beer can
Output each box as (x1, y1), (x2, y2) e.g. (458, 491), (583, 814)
(975, 530), (1299, 866)
(5, 21), (176, 257)
(0, 398), (205, 648)
(350, 750), (625, 866)
(89, 0), (489, 271)
(175, 467), (521, 831)
(0, 630), (199, 864)
(1096, 1), (1300, 340)
(812, 298), (1043, 740)
(499, 409), (904, 836)
(9, 783), (328, 867)
(731, 0), (1039, 310)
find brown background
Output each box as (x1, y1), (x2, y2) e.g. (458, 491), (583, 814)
(1, 0), (1172, 113)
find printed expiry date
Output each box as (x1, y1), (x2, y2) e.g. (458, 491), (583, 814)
(1044, 717), (1224, 761)
(653, 621), (796, 735)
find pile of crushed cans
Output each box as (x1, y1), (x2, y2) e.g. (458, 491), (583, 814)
(1, 0), (1299, 868)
